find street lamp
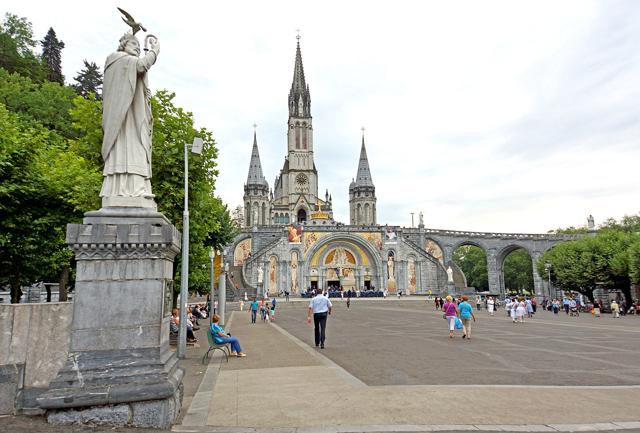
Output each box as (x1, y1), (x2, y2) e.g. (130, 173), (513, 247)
(177, 137), (203, 359)
(209, 248), (215, 319)
(544, 262), (552, 301)
(218, 249), (228, 326)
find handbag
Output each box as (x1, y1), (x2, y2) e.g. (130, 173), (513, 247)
(454, 317), (463, 330)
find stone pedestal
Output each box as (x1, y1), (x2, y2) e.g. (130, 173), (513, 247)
(37, 208), (184, 429)
(446, 282), (457, 295)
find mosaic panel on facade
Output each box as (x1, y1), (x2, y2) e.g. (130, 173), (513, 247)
(233, 238), (252, 266)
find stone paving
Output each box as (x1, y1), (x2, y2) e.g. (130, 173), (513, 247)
(175, 299), (640, 432)
(274, 300), (640, 386)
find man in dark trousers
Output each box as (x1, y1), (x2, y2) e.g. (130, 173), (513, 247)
(307, 291), (332, 349)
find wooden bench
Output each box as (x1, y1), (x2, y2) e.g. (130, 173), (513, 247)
(202, 330), (230, 364)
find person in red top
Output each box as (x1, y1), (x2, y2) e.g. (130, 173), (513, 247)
(442, 295), (460, 338)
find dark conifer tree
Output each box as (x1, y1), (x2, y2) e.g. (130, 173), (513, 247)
(41, 27), (65, 84)
(73, 60), (103, 99)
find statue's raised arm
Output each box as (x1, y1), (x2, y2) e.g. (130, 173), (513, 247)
(100, 9), (160, 209)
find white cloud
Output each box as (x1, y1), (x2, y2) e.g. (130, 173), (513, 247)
(5, 0), (640, 233)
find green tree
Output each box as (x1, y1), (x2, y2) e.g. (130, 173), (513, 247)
(503, 249), (533, 294)
(72, 60), (102, 100)
(0, 13), (45, 81)
(537, 230), (634, 303)
(453, 245), (488, 291)
(0, 104), (84, 302)
(41, 27), (65, 84)
(0, 68), (77, 137)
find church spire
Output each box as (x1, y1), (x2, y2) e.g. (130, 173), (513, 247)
(246, 128), (268, 188)
(355, 128), (374, 187)
(288, 34), (311, 118)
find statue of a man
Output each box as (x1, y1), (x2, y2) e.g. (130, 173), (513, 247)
(100, 32), (160, 208)
(419, 212), (424, 227)
(447, 266), (454, 283)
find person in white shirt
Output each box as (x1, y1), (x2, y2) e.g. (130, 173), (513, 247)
(487, 296), (495, 316)
(307, 291), (333, 349)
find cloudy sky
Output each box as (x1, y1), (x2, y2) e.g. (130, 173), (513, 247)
(5, 0), (640, 233)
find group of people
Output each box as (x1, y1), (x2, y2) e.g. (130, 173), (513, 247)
(441, 295), (476, 339)
(505, 297), (535, 323)
(170, 303), (210, 343)
(248, 297), (278, 323)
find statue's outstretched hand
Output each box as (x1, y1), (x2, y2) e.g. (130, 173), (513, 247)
(149, 37), (160, 53)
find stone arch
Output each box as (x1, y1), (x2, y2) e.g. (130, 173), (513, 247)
(450, 240), (489, 292)
(496, 243), (535, 296)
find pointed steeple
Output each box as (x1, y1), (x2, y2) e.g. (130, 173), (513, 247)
(288, 35), (311, 118)
(246, 129), (268, 188)
(355, 129), (374, 187)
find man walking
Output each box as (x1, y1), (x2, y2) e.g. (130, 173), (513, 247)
(307, 290), (332, 349)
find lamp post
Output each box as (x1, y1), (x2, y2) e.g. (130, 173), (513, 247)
(218, 250), (227, 326)
(177, 137), (203, 359)
(544, 262), (552, 301)
(209, 248), (215, 319)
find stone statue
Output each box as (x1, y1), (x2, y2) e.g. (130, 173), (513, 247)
(419, 212), (424, 226)
(100, 29), (160, 209)
(447, 266), (454, 283)
(257, 265), (264, 284)
(387, 255), (395, 280)
(587, 214), (595, 230)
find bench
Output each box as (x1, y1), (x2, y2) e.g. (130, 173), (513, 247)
(202, 330), (230, 364)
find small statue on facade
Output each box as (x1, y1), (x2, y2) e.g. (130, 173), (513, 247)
(447, 265), (454, 283)
(257, 265), (264, 284)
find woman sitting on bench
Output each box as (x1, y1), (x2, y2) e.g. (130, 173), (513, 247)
(210, 314), (246, 357)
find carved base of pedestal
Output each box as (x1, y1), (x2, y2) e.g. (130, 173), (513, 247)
(46, 383), (182, 429)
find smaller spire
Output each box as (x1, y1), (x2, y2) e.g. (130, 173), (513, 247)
(354, 128), (374, 187)
(245, 127), (268, 188)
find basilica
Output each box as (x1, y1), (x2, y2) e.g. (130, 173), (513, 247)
(224, 38), (577, 300)
(225, 38), (451, 298)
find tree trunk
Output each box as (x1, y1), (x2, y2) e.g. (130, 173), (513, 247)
(10, 282), (22, 304)
(584, 289), (595, 304)
(59, 264), (69, 302)
(621, 285), (633, 308)
(46, 285), (52, 302)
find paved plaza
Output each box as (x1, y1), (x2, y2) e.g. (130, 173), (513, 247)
(275, 300), (640, 386)
(174, 298), (640, 432)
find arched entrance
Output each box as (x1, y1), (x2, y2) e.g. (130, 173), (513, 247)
(304, 234), (384, 293)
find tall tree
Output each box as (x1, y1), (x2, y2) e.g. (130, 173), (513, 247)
(41, 27), (65, 84)
(2, 13), (36, 54)
(0, 13), (45, 81)
(72, 60), (102, 99)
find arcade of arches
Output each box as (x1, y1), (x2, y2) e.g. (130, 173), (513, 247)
(229, 225), (572, 299)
